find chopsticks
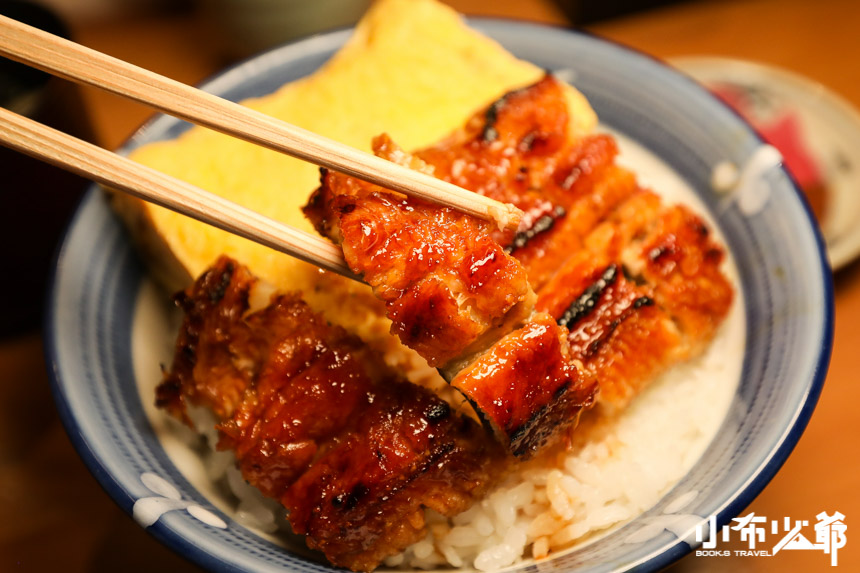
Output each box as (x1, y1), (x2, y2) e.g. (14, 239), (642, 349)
(0, 104), (359, 280)
(0, 14), (523, 232)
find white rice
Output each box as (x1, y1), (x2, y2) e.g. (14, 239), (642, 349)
(133, 132), (745, 571)
(388, 306), (741, 571)
(162, 287), (743, 572)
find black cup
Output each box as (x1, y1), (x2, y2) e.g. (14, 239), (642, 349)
(0, 2), (95, 338)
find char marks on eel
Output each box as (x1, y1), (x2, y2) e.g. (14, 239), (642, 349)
(304, 76), (601, 458)
(158, 257), (505, 571)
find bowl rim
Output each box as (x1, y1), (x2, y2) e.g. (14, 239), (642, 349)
(43, 17), (835, 573)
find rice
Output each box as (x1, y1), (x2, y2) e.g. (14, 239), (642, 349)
(137, 247), (742, 572)
(185, 303), (738, 572)
(388, 301), (742, 571)
(134, 171), (743, 573)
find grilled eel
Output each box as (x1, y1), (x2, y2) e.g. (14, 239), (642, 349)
(304, 141), (596, 457)
(412, 74), (733, 410)
(157, 257), (504, 571)
(305, 73), (732, 422)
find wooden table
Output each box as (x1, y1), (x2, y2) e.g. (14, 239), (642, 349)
(1, 0), (857, 571)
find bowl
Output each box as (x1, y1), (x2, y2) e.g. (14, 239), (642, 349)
(46, 19), (833, 573)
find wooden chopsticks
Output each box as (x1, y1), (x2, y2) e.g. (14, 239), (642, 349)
(0, 14), (523, 232)
(0, 105), (359, 280)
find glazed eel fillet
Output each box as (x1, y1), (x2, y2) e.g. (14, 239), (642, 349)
(305, 74), (733, 427)
(304, 119), (595, 458)
(413, 74), (733, 409)
(157, 257), (504, 571)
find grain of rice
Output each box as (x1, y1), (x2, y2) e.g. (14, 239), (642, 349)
(507, 481), (535, 507)
(532, 536), (550, 560)
(237, 497), (276, 527)
(236, 509), (279, 533)
(546, 470), (575, 520)
(557, 473), (582, 505)
(412, 550), (446, 570)
(439, 544), (464, 567)
(522, 503), (545, 518)
(550, 521), (592, 546)
(446, 526), (485, 547)
(489, 492), (517, 528)
(225, 465), (248, 498)
(568, 458), (602, 485)
(474, 543), (518, 572)
(503, 523), (528, 553)
(412, 539), (435, 560)
(527, 511), (564, 538)
(587, 503), (634, 530)
(473, 513), (495, 536)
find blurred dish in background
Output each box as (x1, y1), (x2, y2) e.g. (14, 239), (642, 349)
(673, 56), (860, 270)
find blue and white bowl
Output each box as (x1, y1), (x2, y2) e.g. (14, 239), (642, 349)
(46, 19), (833, 573)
